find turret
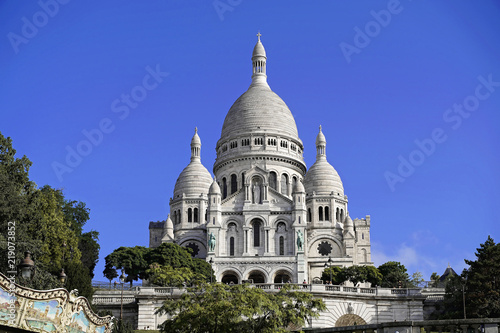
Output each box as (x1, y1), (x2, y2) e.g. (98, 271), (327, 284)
(161, 214), (174, 243)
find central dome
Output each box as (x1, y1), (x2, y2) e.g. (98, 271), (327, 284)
(220, 84), (300, 140)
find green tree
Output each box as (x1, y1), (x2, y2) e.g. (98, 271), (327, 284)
(146, 264), (194, 287)
(103, 246), (149, 285)
(157, 283), (326, 333)
(342, 266), (367, 287)
(378, 261), (410, 288)
(0, 132), (98, 293)
(438, 272), (465, 319)
(409, 271), (425, 288)
(463, 235), (500, 318)
(321, 266), (343, 285)
(430, 272), (440, 287)
(79, 230), (100, 278)
(364, 266), (382, 287)
(104, 243), (214, 285)
(64, 262), (94, 301)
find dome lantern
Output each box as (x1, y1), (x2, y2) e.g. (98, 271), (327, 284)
(191, 127), (201, 161)
(251, 32), (268, 87)
(316, 125), (327, 159)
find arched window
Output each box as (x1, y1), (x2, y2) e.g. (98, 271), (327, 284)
(269, 172), (277, 190)
(173, 211), (177, 224)
(241, 172), (245, 188)
(178, 210), (181, 224)
(193, 208), (198, 222)
(279, 236), (284, 256)
(292, 176), (297, 190)
(188, 208), (192, 222)
(325, 207), (330, 221)
(340, 209), (344, 222)
(307, 208), (312, 222)
(231, 174), (237, 194)
(253, 220), (261, 247)
(205, 209), (207, 221)
(336, 208), (340, 222)
(222, 177), (227, 199)
(281, 174), (289, 195)
(230, 237), (235, 256)
(319, 207), (324, 221)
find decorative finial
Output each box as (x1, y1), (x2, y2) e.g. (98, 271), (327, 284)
(257, 32), (261, 41)
(319, 125), (322, 132)
(195, 127), (198, 133)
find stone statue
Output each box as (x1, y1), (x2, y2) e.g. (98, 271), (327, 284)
(296, 230), (304, 252)
(208, 232), (216, 252)
(252, 184), (261, 204)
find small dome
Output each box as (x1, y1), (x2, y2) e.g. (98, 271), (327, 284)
(345, 215), (353, 228)
(293, 179), (305, 193)
(305, 126), (343, 196)
(304, 159), (344, 196)
(165, 214), (173, 230)
(220, 84), (300, 141)
(316, 126), (326, 146)
(173, 162), (212, 198)
(191, 127), (201, 146)
(252, 40), (266, 58)
(209, 177), (221, 195)
(173, 130), (212, 199)
(162, 214), (174, 242)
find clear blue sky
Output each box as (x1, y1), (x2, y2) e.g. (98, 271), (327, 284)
(1, 1), (499, 282)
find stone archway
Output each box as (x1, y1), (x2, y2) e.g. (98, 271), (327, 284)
(335, 314), (367, 327)
(273, 270), (292, 283)
(247, 270), (266, 283)
(221, 270), (240, 285)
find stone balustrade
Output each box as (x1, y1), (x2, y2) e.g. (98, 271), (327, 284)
(300, 318), (500, 333)
(92, 283), (426, 305)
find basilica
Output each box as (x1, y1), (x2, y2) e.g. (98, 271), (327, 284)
(149, 34), (372, 285)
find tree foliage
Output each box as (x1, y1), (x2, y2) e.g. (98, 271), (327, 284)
(430, 272), (440, 287)
(409, 271), (425, 288)
(157, 282), (326, 333)
(378, 261), (410, 288)
(321, 265), (382, 287)
(0, 132), (98, 294)
(437, 236), (500, 319)
(146, 264), (194, 287)
(103, 246), (149, 284)
(464, 236), (500, 318)
(103, 243), (214, 285)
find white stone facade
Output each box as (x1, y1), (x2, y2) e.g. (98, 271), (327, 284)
(149, 34), (373, 284)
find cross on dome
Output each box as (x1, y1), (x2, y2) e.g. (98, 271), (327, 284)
(257, 32), (261, 41)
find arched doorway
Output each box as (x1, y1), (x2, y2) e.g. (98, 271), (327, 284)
(335, 314), (367, 327)
(273, 270), (292, 283)
(247, 271), (266, 283)
(221, 271), (240, 285)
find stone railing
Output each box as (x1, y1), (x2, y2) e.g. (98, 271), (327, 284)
(92, 283), (425, 305)
(92, 296), (136, 304)
(300, 318), (500, 333)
